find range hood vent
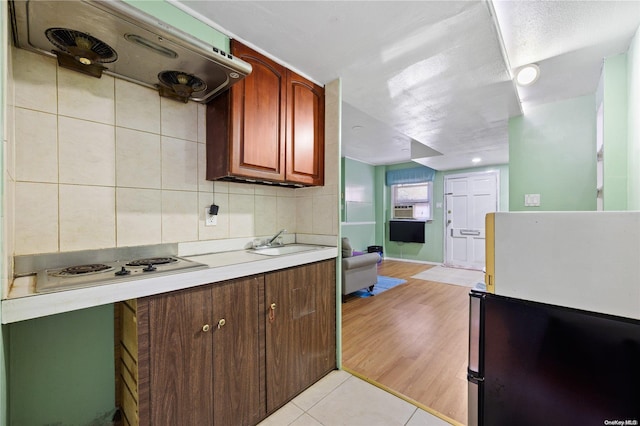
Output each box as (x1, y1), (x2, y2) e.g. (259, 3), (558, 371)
(9, 0), (252, 103)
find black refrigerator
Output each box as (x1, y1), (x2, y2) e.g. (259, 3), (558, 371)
(468, 289), (640, 426)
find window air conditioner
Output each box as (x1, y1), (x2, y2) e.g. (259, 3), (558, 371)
(393, 205), (414, 219)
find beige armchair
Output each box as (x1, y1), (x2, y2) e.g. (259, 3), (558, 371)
(341, 238), (380, 295)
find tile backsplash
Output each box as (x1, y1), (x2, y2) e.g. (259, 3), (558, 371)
(9, 48), (339, 256)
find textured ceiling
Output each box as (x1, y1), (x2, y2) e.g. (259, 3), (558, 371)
(175, 0), (640, 170)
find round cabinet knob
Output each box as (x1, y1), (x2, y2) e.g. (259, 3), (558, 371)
(270, 303), (277, 311)
(202, 324), (210, 332)
(217, 318), (226, 329)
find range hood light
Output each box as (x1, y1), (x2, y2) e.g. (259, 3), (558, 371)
(78, 57), (92, 65)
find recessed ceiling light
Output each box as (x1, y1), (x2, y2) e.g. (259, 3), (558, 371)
(515, 64), (540, 86)
(472, 157), (482, 163)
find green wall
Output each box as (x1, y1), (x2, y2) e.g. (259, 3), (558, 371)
(509, 94), (597, 211)
(602, 54), (628, 210)
(9, 306), (115, 425)
(341, 158), (376, 251)
(628, 27), (640, 210)
(124, 1), (229, 51)
(383, 163), (508, 263)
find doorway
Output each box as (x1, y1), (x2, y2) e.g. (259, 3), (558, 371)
(444, 170), (499, 270)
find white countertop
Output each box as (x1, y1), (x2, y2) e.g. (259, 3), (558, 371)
(2, 245), (337, 324)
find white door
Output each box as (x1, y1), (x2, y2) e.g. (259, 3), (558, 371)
(444, 171), (499, 270)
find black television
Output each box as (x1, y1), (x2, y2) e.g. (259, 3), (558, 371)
(389, 220), (425, 243)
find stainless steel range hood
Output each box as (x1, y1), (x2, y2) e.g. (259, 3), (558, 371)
(9, 0), (252, 103)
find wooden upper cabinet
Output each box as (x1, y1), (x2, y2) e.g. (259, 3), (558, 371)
(286, 71), (325, 186)
(229, 42), (287, 181)
(206, 40), (324, 186)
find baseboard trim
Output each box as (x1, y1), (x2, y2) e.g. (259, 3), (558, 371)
(383, 257), (442, 266)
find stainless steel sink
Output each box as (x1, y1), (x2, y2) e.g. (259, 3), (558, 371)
(251, 244), (322, 256)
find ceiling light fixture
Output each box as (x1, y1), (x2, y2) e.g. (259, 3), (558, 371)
(472, 157), (482, 164)
(515, 64), (540, 86)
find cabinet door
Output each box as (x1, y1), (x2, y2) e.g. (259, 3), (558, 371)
(265, 260), (336, 413)
(145, 286), (213, 425)
(230, 41), (287, 181)
(212, 276), (265, 426)
(285, 71), (325, 186)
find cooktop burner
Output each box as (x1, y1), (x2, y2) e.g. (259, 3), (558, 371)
(54, 264), (114, 276)
(126, 257), (177, 267)
(36, 255), (207, 294)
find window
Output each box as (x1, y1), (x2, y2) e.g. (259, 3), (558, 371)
(392, 182), (433, 220)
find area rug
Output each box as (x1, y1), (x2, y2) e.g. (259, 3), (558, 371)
(351, 275), (407, 298)
(411, 266), (484, 288)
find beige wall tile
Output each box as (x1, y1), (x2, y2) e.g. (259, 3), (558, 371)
(15, 182), (59, 254)
(115, 79), (161, 134)
(255, 195), (277, 236)
(58, 68), (115, 125)
(229, 182), (255, 195)
(116, 128), (161, 189)
(197, 143), (213, 192)
(198, 192), (229, 240)
(197, 103), (206, 143)
(160, 97), (198, 141)
(59, 117), (115, 186)
(213, 181), (229, 194)
(296, 197), (313, 233)
(229, 193), (255, 237)
(277, 196), (297, 233)
(255, 185), (278, 196)
(12, 48), (57, 114)
(313, 194), (337, 235)
(116, 188), (162, 247)
(15, 108), (58, 183)
(162, 190), (198, 243)
(161, 136), (198, 191)
(5, 89), (15, 181)
(59, 185), (116, 251)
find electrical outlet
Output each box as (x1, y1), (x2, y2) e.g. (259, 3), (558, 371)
(205, 208), (218, 226)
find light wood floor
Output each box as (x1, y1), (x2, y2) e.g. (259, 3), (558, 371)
(341, 260), (470, 425)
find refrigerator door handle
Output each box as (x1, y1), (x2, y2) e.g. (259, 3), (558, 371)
(468, 291), (484, 375)
(468, 290), (485, 426)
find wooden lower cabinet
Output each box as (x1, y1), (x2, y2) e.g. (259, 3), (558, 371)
(115, 259), (336, 425)
(265, 260), (337, 413)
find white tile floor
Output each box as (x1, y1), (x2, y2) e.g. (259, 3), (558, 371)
(258, 370), (452, 426)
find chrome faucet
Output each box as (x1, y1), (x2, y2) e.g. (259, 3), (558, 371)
(267, 229), (287, 246)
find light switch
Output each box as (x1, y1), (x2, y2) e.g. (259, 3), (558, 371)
(524, 194), (541, 207)
(436, 202), (443, 209)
